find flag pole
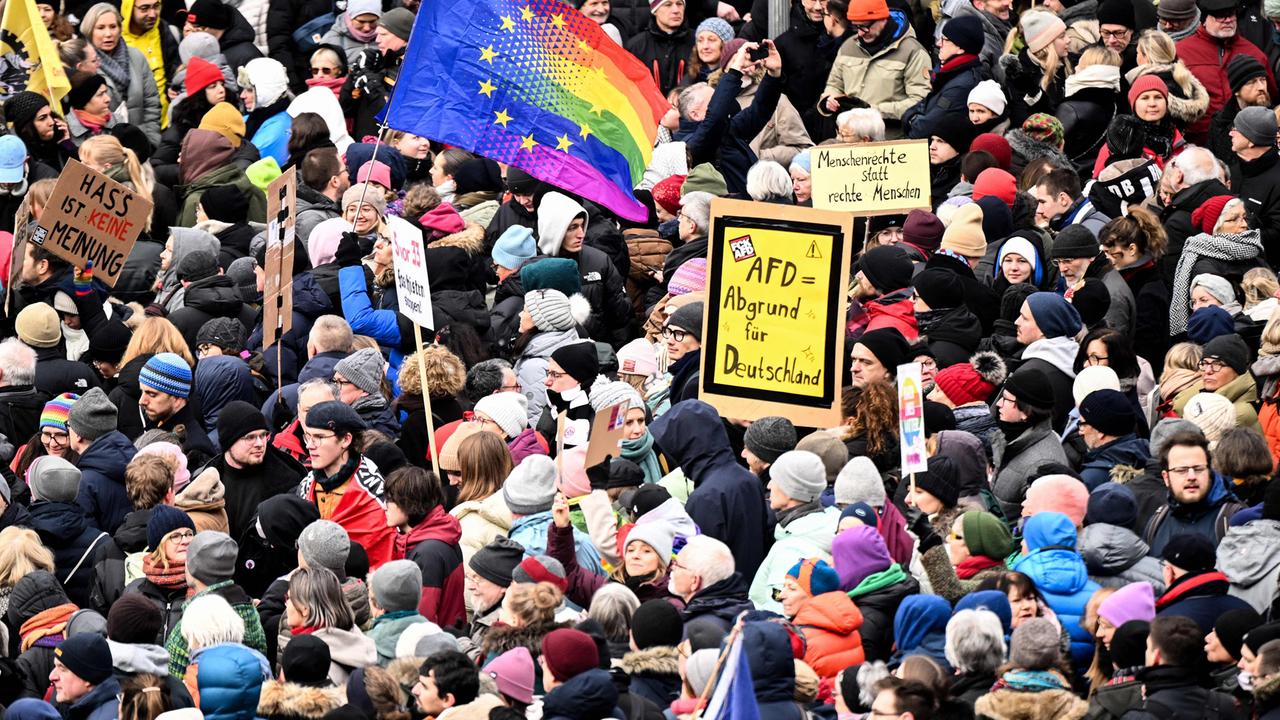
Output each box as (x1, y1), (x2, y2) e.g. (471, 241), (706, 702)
(693, 619), (744, 717)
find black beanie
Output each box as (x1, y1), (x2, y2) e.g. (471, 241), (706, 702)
(912, 267), (965, 309)
(607, 458), (645, 489)
(551, 342), (600, 386)
(4, 91), (48, 132)
(469, 536), (525, 587)
(914, 455), (960, 507)
(859, 245), (913, 294)
(1110, 620), (1150, 670)
(88, 319), (132, 364)
(106, 593), (163, 644)
(1003, 366), (1055, 411)
(65, 72), (106, 111)
(1070, 278), (1112, 328)
(217, 400), (269, 449)
(282, 635), (333, 686)
(201, 184), (250, 224)
(177, 250), (219, 283)
(1228, 54), (1267, 95)
(856, 328), (910, 373)
(1216, 608), (1264, 659)
(631, 599), (684, 649)
(1203, 333), (1250, 375)
(54, 634), (113, 685)
(1097, 0), (1135, 27)
(197, 317), (245, 353)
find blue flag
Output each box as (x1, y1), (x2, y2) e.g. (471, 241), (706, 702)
(703, 631), (760, 720)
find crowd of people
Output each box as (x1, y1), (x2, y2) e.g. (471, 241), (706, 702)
(2, 0), (1280, 715)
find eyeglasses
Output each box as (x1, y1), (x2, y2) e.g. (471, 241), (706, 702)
(545, 369), (568, 381)
(1198, 358), (1227, 372)
(1087, 353), (1109, 364)
(40, 430), (68, 445)
(947, 531), (964, 542)
(662, 327), (689, 342)
(166, 530), (195, 543)
(499, 382), (521, 392)
(311, 65), (338, 76)
(303, 431), (337, 446)
(852, 20), (878, 31)
(1167, 464), (1209, 477)
(1099, 28), (1131, 39)
(995, 392), (1017, 406)
(238, 430), (270, 445)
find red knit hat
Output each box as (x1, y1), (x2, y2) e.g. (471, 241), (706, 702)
(184, 57), (222, 97)
(972, 168), (1017, 207)
(419, 202), (466, 235)
(1191, 195), (1235, 234)
(652, 174), (686, 217)
(1127, 74), (1168, 110)
(970, 133), (1012, 172)
(846, 0), (889, 22)
(540, 628), (600, 682)
(935, 351), (1006, 406)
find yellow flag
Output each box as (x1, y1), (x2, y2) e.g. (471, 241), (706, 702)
(0, 0), (70, 107)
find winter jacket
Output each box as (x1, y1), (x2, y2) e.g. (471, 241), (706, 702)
(792, 591), (865, 678)
(199, 448), (305, 543)
(1012, 513), (1100, 672)
(27, 502), (106, 610)
(75, 431), (138, 535)
(295, 185), (342, 247)
(297, 455), (396, 569)
(1231, 148), (1280, 266)
(940, 0), (1009, 72)
(680, 573), (754, 632)
(398, 505), (465, 627)
(249, 110), (292, 168)
(1218, 518), (1280, 616)
(541, 668), (621, 720)
(1058, 84), (1123, 177)
(249, 272), (334, 389)
(0, 385), (42, 455)
(9, 572), (67, 698)
(917, 305), (982, 368)
(774, 16), (848, 139)
(926, 252), (1000, 335)
(1085, 259), (1137, 337)
(319, 15), (376, 62)
(676, 69), (783, 196)
(904, 55), (985, 141)
(650, 401), (772, 579)
(733, 77), (813, 167)
(976, 679), (1089, 720)
(216, 10), (265, 73)
(110, 639), (196, 709)
(451, 492), (512, 568)
(277, 626), (377, 685)
(257, 679), (345, 720)
(180, 163), (268, 226)
(821, 10), (930, 128)
(124, 577), (189, 645)
(1157, 178), (1231, 286)
(509, 511), (605, 576)
(100, 45), (162, 148)
(990, 420), (1069, 519)
(623, 18), (692, 96)
(66, 677), (121, 720)
(193, 644), (270, 720)
(1080, 435), (1151, 491)
(32, 344), (98, 400)
(863, 290), (919, 340)
(1156, 569), (1255, 636)
(514, 328), (584, 427)
(999, 48), (1067, 126)
(850, 571), (920, 663)
(1080, 523), (1166, 594)
(920, 544), (1008, 603)
(1177, 26), (1276, 143)
(1143, 473), (1245, 557)
(166, 581), (267, 677)
(748, 505), (840, 612)
(535, 193), (634, 344)
(169, 275), (258, 355)
(620, 646), (681, 709)
(744, 622), (807, 720)
(1118, 259), (1171, 369)
(144, 402), (216, 468)
(1121, 665), (1239, 720)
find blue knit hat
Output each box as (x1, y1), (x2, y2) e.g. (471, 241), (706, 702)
(694, 17), (734, 45)
(1187, 305), (1235, 345)
(955, 590), (1013, 635)
(789, 152), (811, 174)
(520, 258), (581, 296)
(785, 558), (840, 596)
(1025, 292), (1082, 339)
(139, 352), (193, 399)
(147, 505), (196, 552)
(493, 225), (537, 271)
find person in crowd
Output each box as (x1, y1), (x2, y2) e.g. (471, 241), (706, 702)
(748, 450), (840, 611)
(921, 509), (1014, 601)
(1175, 0), (1275, 143)
(1129, 614), (1240, 715)
(974, 617), (1089, 717)
(81, 3), (161, 147)
(833, 524), (919, 662)
(999, 9), (1070, 126)
(1155, 533), (1252, 633)
(383, 466), (464, 627)
(668, 535), (753, 632)
(282, 566), (377, 683)
(1012, 511), (1101, 671)
(1144, 429), (1245, 555)
(624, 0), (694, 95)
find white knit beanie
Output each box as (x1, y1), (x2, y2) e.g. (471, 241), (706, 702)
(474, 392), (529, 439)
(835, 456), (885, 507)
(589, 379), (644, 414)
(967, 79), (1007, 115)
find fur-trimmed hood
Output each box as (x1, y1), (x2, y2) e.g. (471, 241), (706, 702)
(432, 223), (486, 256)
(620, 646), (681, 676)
(973, 688), (1089, 720)
(1125, 63), (1210, 125)
(479, 620), (569, 658)
(1006, 129), (1072, 171)
(257, 680), (346, 720)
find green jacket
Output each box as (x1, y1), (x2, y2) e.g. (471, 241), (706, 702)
(748, 506), (841, 613)
(366, 611), (427, 667)
(166, 580), (268, 678)
(179, 164), (268, 226)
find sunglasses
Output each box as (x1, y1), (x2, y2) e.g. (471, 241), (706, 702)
(310, 66), (338, 77)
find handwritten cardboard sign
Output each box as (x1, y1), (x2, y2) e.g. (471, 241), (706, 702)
(809, 140), (931, 216)
(390, 217), (434, 329)
(31, 160), (151, 287)
(699, 199), (854, 427)
(263, 168), (297, 348)
(586, 401), (628, 468)
(897, 362), (927, 474)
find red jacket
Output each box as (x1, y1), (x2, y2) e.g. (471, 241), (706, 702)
(273, 419), (311, 469)
(298, 455), (397, 569)
(1177, 27), (1276, 143)
(793, 591), (865, 679)
(397, 505), (466, 628)
(865, 291), (919, 341)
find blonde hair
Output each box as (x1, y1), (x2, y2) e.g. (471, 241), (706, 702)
(1262, 306), (1280, 356)
(504, 581), (562, 627)
(1242, 267), (1279, 309)
(1162, 342), (1204, 374)
(120, 317), (195, 368)
(1135, 30), (1198, 91)
(1005, 10), (1072, 91)
(1077, 46), (1121, 68)
(13, 179), (58, 251)
(0, 527), (54, 587)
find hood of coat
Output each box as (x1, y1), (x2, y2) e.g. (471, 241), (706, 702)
(195, 355), (256, 431)
(311, 626), (378, 669)
(536, 192), (588, 256)
(1079, 523), (1150, 575)
(1022, 336), (1080, 377)
(432, 223), (485, 255)
(744, 621), (796, 703)
(79, 431), (138, 482)
(164, 227), (222, 289)
(405, 504), (462, 547)
(1014, 513), (1093, 594)
(257, 679), (346, 719)
(177, 466), (227, 513)
(28, 501), (90, 545)
(620, 645), (680, 676)
(108, 640), (171, 675)
(893, 594), (951, 654)
(522, 327), (581, 361)
(8, 571), (69, 627)
(540, 668), (619, 719)
(1218, 519), (1280, 588)
(650, 400), (739, 481)
(450, 491), (514, 531)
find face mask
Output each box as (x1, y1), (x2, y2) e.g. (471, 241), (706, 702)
(1240, 671), (1254, 692)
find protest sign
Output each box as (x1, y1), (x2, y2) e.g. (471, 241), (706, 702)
(390, 216), (434, 329)
(31, 160), (152, 287)
(897, 362), (927, 476)
(809, 140), (931, 215)
(263, 168), (297, 350)
(586, 401), (627, 468)
(699, 199), (854, 427)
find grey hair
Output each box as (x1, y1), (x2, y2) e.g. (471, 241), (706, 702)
(746, 161), (794, 202)
(134, 429), (181, 450)
(680, 191), (714, 235)
(677, 83), (712, 121)
(465, 359), (514, 403)
(0, 339), (36, 387)
(298, 378), (340, 402)
(79, 2), (122, 39)
(289, 566), (356, 631)
(945, 609), (1006, 674)
(588, 583), (641, 643)
(676, 535), (734, 587)
(1174, 146), (1217, 187)
(180, 594), (245, 651)
(836, 108), (886, 142)
(309, 315), (354, 353)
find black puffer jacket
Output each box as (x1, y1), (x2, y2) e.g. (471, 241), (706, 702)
(27, 502), (106, 610)
(7, 571), (69, 699)
(115, 238), (164, 304)
(218, 11), (264, 74)
(853, 574), (921, 663)
(624, 18), (693, 96)
(917, 305), (982, 368)
(123, 577), (187, 645)
(168, 275), (259, 355)
(1058, 86), (1123, 178)
(266, 0), (334, 89)
(33, 344), (98, 400)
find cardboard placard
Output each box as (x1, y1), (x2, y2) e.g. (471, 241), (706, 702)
(31, 160), (151, 287)
(809, 140), (931, 215)
(263, 168), (297, 349)
(390, 215), (434, 329)
(897, 362), (927, 475)
(699, 199), (854, 427)
(585, 401), (627, 468)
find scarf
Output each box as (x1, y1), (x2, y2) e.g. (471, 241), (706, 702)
(999, 419), (1032, 444)
(20, 603), (77, 652)
(306, 75), (345, 98)
(316, 452), (361, 493)
(995, 669), (1072, 692)
(1138, 115), (1176, 159)
(291, 625), (321, 635)
(143, 553), (189, 589)
(1065, 64), (1120, 96)
(345, 12), (377, 41)
(1169, 229), (1264, 334)
(849, 562), (907, 598)
(73, 109), (110, 133)
(620, 431), (662, 484)
(955, 554), (1002, 579)
(97, 41), (131, 95)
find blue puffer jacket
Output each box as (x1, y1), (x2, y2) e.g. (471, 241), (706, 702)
(249, 111), (291, 167)
(1079, 434), (1151, 491)
(196, 644), (270, 720)
(1012, 512), (1099, 673)
(75, 431), (139, 535)
(338, 264), (411, 385)
(890, 595), (952, 672)
(542, 668), (623, 720)
(744, 622), (806, 720)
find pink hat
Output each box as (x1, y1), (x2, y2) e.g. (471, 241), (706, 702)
(419, 202), (466, 236)
(557, 446), (591, 498)
(357, 160), (392, 189)
(668, 257), (707, 296)
(483, 647), (535, 705)
(1098, 582), (1156, 628)
(136, 441), (191, 492)
(1023, 475), (1088, 526)
(617, 338), (658, 379)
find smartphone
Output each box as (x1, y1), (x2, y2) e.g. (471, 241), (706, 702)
(748, 42), (769, 61)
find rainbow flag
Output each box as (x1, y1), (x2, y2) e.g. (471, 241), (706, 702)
(383, 0), (668, 222)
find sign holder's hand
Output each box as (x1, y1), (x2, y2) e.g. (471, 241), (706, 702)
(74, 260), (94, 297)
(552, 493), (571, 529)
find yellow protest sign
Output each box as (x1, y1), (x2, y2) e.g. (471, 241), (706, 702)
(699, 199), (854, 426)
(809, 140), (931, 215)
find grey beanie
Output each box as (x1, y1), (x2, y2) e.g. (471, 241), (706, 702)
(186, 531), (238, 585)
(1010, 617), (1063, 670)
(415, 632), (461, 657)
(743, 416), (798, 464)
(29, 456), (81, 504)
(179, 31), (221, 63)
(370, 560), (422, 613)
(1158, 0), (1197, 19)
(1150, 418), (1203, 458)
(334, 347), (385, 397)
(525, 289), (575, 332)
(589, 379), (643, 414)
(685, 648), (720, 696)
(511, 555), (567, 585)
(68, 387), (118, 441)
(835, 456), (886, 507)
(769, 450), (828, 503)
(1235, 106), (1277, 147)
(298, 520), (351, 574)
(666, 302), (704, 342)
(503, 454), (557, 515)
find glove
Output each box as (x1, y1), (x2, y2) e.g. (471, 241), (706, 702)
(73, 260), (94, 297)
(909, 512), (943, 554)
(586, 455), (612, 491)
(335, 231), (363, 268)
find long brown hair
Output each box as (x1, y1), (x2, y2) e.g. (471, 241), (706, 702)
(119, 674), (171, 720)
(842, 381), (898, 457)
(120, 317), (195, 368)
(456, 432), (513, 504)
